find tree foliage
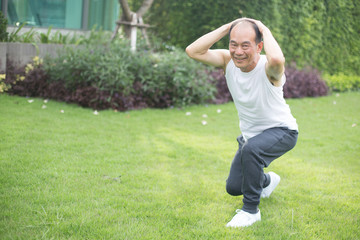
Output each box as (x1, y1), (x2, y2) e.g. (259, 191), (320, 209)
(148, 0), (360, 75)
(0, 11), (9, 42)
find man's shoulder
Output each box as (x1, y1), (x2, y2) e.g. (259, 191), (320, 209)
(259, 55), (267, 65)
(225, 58), (234, 73)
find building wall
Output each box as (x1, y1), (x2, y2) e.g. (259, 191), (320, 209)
(1, 0), (119, 31)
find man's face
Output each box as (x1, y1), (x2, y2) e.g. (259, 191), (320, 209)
(229, 23), (263, 72)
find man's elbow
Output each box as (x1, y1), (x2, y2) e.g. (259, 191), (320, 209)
(269, 55), (285, 68)
(267, 56), (285, 81)
(185, 46), (195, 58)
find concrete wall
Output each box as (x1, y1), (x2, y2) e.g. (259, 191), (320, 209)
(6, 26), (90, 38)
(0, 44), (6, 73)
(0, 43), (68, 73)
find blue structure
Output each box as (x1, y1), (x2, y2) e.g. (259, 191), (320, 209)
(1, 0), (119, 31)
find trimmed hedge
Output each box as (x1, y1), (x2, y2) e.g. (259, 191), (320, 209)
(149, 0), (360, 75)
(323, 74), (360, 92)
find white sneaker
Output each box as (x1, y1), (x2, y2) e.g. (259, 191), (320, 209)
(261, 172), (281, 198)
(226, 209), (261, 227)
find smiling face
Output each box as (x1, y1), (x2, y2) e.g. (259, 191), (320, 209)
(229, 22), (263, 72)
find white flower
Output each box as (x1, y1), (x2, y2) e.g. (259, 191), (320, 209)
(333, 101), (337, 105)
(42, 105), (47, 109)
(44, 99), (49, 103)
(201, 120), (207, 125)
(60, 110), (64, 113)
(28, 99), (34, 103)
(217, 109), (222, 113)
(352, 123), (357, 127)
(336, 93), (340, 97)
(185, 112), (192, 116)
(202, 114), (208, 118)
(93, 110), (99, 115)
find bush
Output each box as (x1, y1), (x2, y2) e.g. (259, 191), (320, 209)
(149, 0), (360, 75)
(4, 55), (331, 110)
(0, 74), (8, 92)
(0, 11), (8, 42)
(3, 58), (55, 98)
(323, 74), (360, 92)
(44, 42), (135, 94)
(45, 42), (216, 109)
(5, 42), (217, 110)
(135, 49), (217, 107)
(283, 65), (328, 98)
(208, 68), (232, 104)
(206, 65), (330, 102)
(3, 35), (332, 110)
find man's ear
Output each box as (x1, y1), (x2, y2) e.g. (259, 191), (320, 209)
(256, 41), (263, 53)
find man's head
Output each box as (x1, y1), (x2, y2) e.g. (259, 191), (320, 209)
(229, 20), (262, 44)
(229, 20), (263, 72)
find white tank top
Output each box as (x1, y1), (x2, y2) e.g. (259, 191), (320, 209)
(225, 55), (298, 140)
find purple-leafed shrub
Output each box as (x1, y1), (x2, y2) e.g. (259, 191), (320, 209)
(208, 68), (233, 104)
(284, 65), (328, 98)
(209, 65), (329, 103)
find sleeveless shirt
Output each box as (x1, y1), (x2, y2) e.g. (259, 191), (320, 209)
(225, 55), (298, 140)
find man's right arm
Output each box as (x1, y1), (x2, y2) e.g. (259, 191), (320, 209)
(185, 23), (232, 70)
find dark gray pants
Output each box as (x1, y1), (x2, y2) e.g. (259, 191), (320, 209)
(226, 127), (298, 213)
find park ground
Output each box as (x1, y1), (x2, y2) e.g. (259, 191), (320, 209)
(0, 92), (359, 239)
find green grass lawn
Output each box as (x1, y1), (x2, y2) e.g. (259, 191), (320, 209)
(1, 92), (359, 239)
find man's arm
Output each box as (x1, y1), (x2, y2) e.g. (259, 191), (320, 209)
(252, 20), (285, 86)
(185, 23), (232, 70)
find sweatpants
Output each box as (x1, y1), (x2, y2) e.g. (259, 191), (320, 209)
(226, 127), (298, 214)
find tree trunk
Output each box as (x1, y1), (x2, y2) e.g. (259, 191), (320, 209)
(112, 0), (154, 47)
(119, 0), (132, 21)
(118, 0), (133, 38)
(136, 0), (154, 17)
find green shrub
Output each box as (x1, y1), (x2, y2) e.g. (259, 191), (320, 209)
(0, 11), (8, 42)
(44, 41), (135, 94)
(42, 41), (215, 108)
(134, 48), (216, 107)
(323, 74), (360, 92)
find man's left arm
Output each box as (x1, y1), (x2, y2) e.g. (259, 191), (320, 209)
(253, 20), (285, 86)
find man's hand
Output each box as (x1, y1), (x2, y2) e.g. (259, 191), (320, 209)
(248, 19), (268, 34)
(247, 18), (285, 86)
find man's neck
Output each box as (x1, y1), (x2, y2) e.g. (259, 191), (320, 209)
(240, 54), (260, 72)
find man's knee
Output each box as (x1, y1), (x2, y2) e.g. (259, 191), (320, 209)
(226, 181), (242, 196)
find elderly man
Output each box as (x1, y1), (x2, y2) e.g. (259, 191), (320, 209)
(186, 18), (298, 227)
